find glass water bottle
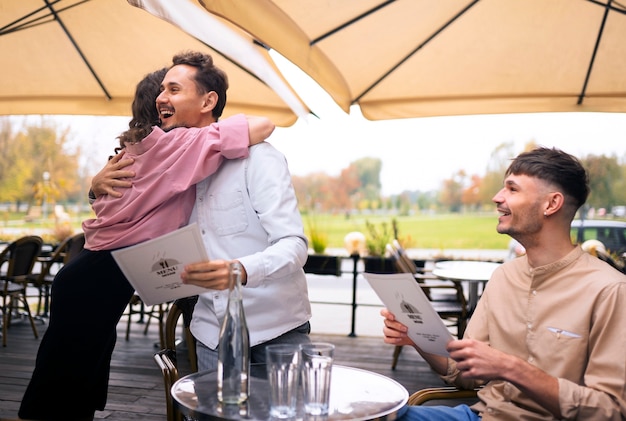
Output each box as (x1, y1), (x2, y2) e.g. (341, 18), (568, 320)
(217, 261), (250, 404)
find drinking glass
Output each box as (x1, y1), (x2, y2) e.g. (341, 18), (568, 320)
(300, 342), (334, 416)
(266, 344), (301, 418)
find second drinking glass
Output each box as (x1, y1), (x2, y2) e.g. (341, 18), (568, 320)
(300, 342), (335, 416)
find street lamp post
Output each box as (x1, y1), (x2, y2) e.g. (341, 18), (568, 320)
(42, 171), (50, 220)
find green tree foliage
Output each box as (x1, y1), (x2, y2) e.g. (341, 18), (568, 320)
(293, 140), (626, 216)
(478, 141), (517, 205)
(614, 164), (626, 206)
(292, 164), (361, 213)
(337, 164), (361, 209)
(0, 119), (34, 203)
(353, 157), (382, 201)
(0, 119), (11, 182)
(439, 170), (466, 212)
(0, 117), (81, 205)
(583, 154), (623, 209)
(461, 174), (483, 210)
(394, 192), (412, 216)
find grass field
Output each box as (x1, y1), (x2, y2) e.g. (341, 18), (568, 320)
(303, 212), (509, 250)
(1, 210), (510, 251)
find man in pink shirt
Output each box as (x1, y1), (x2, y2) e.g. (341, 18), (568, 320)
(19, 63), (274, 420)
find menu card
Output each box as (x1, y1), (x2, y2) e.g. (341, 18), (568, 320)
(363, 272), (454, 356)
(111, 223), (208, 306)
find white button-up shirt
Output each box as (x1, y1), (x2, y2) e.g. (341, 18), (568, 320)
(189, 142), (312, 349)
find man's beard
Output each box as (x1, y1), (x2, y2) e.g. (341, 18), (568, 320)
(162, 123), (189, 133)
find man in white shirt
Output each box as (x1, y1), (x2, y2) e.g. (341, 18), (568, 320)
(92, 51), (312, 371)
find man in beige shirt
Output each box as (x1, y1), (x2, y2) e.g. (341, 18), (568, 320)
(383, 147), (626, 420)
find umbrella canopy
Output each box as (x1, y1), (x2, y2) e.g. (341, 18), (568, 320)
(200, 0), (626, 120)
(0, 0), (308, 126)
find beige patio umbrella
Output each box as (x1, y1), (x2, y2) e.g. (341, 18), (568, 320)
(200, 0), (626, 121)
(0, 0), (308, 126)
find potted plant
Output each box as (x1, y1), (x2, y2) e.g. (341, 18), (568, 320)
(306, 217), (328, 254)
(363, 219), (395, 274)
(303, 218), (341, 276)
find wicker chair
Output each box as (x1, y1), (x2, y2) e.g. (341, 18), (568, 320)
(408, 386), (481, 405)
(124, 294), (169, 348)
(154, 296), (198, 421)
(27, 232), (85, 318)
(0, 236), (43, 346)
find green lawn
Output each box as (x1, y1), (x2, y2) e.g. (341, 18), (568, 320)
(2, 210), (510, 251)
(303, 213), (509, 250)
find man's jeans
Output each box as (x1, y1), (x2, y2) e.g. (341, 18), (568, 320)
(395, 404), (481, 421)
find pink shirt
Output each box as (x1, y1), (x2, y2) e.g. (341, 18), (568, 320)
(83, 114), (249, 251)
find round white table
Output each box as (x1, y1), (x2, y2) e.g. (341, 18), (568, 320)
(432, 260), (501, 314)
(171, 364), (408, 421)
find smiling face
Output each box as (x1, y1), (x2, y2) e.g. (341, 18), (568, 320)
(492, 173), (549, 243)
(155, 64), (217, 131)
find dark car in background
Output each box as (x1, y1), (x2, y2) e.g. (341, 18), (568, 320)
(570, 219), (626, 255)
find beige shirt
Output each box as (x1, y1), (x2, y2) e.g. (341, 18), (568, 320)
(443, 247), (626, 420)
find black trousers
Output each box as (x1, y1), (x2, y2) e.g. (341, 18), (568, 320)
(19, 249), (135, 420)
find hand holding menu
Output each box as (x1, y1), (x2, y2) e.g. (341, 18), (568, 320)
(363, 272), (454, 356)
(111, 223), (209, 306)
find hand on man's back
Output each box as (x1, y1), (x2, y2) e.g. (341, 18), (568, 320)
(92, 151), (136, 198)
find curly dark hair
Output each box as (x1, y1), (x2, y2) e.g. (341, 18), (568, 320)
(115, 67), (168, 152)
(172, 50), (228, 119)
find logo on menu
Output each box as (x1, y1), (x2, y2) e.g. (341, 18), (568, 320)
(151, 257), (181, 278)
(399, 298), (424, 325)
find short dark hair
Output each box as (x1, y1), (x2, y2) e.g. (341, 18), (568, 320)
(506, 147), (590, 214)
(172, 51), (228, 119)
(117, 67), (168, 149)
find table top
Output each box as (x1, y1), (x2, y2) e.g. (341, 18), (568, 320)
(432, 260), (501, 282)
(171, 364), (408, 421)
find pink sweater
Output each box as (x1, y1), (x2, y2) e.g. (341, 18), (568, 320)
(83, 114), (249, 250)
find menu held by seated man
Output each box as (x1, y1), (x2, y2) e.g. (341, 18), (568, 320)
(363, 272), (454, 356)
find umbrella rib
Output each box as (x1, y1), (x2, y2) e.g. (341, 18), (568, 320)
(586, 0), (626, 14)
(43, 0), (112, 100)
(579, 0), (613, 105)
(0, 0), (90, 36)
(354, 0), (480, 104)
(0, 0), (60, 35)
(311, 0), (396, 45)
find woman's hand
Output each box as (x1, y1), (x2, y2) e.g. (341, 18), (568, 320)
(91, 151), (135, 198)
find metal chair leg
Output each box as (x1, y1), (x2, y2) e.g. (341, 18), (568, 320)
(391, 345), (403, 370)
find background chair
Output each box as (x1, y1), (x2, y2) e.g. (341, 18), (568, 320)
(64, 232), (86, 262)
(125, 294), (169, 348)
(0, 236), (43, 346)
(154, 296), (198, 421)
(27, 232), (85, 319)
(387, 241), (468, 370)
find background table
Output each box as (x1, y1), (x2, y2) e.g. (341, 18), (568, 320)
(432, 260), (501, 314)
(171, 364), (408, 421)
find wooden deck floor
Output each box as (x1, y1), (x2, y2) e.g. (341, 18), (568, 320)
(0, 312), (448, 420)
